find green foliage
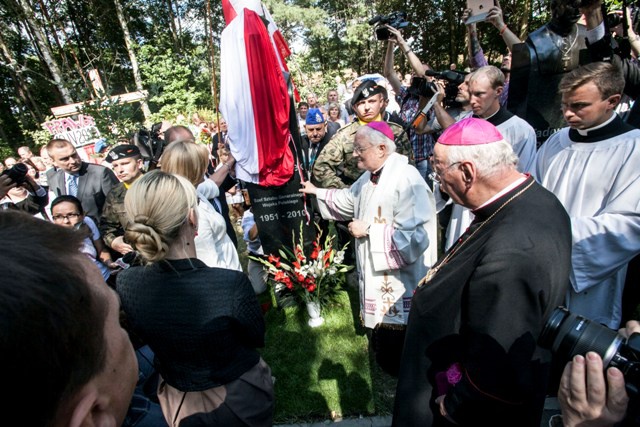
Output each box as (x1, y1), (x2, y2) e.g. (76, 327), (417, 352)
(137, 43), (212, 122)
(78, 92), (143, 143)
(0, 0), (563, 151)
(21, 120), (54, 148)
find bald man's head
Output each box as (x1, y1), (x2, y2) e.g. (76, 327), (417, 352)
(164, 126), (195, 145)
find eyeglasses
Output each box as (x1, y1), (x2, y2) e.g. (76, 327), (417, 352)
(52, 213), (81, 222)
(353, 144), (374, 155)
(430, 162), (461, 184)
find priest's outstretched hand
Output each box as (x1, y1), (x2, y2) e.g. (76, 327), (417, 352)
(299, 180), (318, 195)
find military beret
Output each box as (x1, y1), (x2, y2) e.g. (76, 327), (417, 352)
(351, 79), (383, 105)
(106, 144), (141, 162)
(306, 108), (325, 125)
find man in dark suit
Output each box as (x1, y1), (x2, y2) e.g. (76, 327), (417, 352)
(211, 118), (228, 163)
(46, 139), (118, 222)
(302, 108), (334, 238)
(302, 108), (333, 175)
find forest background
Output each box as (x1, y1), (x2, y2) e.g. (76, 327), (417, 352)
(0, 0), (566, 156)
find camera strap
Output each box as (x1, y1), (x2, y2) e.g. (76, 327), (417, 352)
(398, 92), (440, 141)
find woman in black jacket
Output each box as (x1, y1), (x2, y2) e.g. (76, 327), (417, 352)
(116, 170), (273, 426)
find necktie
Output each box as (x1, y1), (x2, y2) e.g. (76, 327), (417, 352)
(309, 144), (319, 168)
(210, 197), (222, 214)
(68, 175), (78, 197)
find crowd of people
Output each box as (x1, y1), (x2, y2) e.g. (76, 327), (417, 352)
(2, 0), (640, 425)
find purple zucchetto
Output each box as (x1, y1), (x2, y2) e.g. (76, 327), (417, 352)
(437, 117), (504, 146)
(365, 121), (395, 141)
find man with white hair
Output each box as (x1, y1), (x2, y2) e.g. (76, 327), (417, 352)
(440, 65), (537, 250)
(394, 118), (571, 427)
(301, 121), (437, 376)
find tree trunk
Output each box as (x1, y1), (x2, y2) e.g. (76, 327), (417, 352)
(0, 27), (43, 123)
(518, 0), (532, 40)
(48, 0), (91, 93)
(14, 0), (74, 104)
(113, 0), (151, 121)
(166, 0), (180, 52)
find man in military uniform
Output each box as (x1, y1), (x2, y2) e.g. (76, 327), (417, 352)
(313, 79), (413, 189)
(100, 145), (144, 256)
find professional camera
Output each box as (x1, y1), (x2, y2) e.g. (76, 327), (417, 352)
(133, 122), (165, 170)
(368, 11), (409, 41)
(606, 7), (640, 33)
(1, 163), (28, 186)
(539, 306), (640, 397)
(408, 76), (438, 98)
(425, 69), (467, 86)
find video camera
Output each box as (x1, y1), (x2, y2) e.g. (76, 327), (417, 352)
(539, 306), (640, 397)
(407, 76), (438, 99)
(368, 11), (409, 41)
(133, 122), (165, 171)
(425, 69), (467, 86)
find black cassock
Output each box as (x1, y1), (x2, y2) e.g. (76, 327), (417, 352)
(393, 176), (572, 427)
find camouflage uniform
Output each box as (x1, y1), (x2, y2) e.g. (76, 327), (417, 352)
(312, 120), (414, 189)
(100, 182), (129, 250)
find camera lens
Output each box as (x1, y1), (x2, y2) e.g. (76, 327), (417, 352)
(376, 27), (390, 41)
(539, 307), (624, 367)
(607, 12), (622, 29)
(4, 163), (29, 185)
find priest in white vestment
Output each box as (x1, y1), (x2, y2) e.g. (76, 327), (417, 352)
(535, 62), (640, 329)
(300, 121), (438, 331)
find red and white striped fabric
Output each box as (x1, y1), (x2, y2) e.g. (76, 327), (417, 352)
(220, 0), (295, 186)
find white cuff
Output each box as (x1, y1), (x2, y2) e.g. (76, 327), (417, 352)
(586, 22), (605, 44)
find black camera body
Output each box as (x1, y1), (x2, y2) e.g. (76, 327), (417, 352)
(426, 70), (466, 86)
(133, 122), (165, 170)
(368, 11), (409, 41)
(1, 163), (28, 186)
(408, 77), (437, 99)
(539, 306), (640, 397)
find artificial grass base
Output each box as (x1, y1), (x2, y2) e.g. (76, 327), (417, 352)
(260, 286), (397, 424)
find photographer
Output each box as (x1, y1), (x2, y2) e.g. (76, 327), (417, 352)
(0, 163), (48, 218)
(557, 320), (639, 427)
(383, 24), (435, 183)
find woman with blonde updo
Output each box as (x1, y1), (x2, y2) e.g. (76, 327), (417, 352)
(160, 140), (241, 271)
(117, 170), (274, 426)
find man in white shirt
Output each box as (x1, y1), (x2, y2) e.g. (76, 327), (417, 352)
(535, 61), (640, 329)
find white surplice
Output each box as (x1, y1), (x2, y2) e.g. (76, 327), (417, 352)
(535, 126), (640, 329)
(315, 153), (438, 328)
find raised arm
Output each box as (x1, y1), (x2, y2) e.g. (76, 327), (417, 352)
(486, 0), (522, 52)
(386, 25), (427, 79)
(384, 38), (403, 95)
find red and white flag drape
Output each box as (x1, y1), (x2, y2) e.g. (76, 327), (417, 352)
(220, 0), (296, 186)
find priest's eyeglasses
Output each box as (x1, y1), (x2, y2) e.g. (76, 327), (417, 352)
(430, 162), (461, 184)
(353, 144), (374, 155)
